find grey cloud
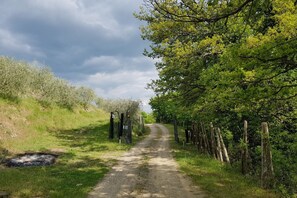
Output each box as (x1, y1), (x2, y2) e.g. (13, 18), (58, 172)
(0, 0), (156, 111)
(1, 2), (149, 76)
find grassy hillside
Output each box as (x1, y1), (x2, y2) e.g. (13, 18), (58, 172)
(0, 98), (105, 152)
(0, 98), (141, 197)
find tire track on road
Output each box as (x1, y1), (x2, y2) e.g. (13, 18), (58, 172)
(88, 124), (205, 198)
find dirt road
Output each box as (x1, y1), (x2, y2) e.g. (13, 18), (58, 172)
(88, 124), (205, 198)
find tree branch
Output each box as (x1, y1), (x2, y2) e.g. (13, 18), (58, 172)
(151, 0), (254, 23)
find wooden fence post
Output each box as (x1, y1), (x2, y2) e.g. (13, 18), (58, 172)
(126, 113), (132, 144)
(210, 122), (216, 159)
(109, 112), (114, 139)
(198, 122), (203, 152)
(191, 123), (194, 144)
(141, 116), (145, 133)
(173, 119), (179, 143)
(215, 127), (223, 162)
(217, 128), (230, 163)
(201, 122), (210, 155)
(242, 120), (249, 174)
(118, 113), (124, 139)
(185, 128), (190, 143)
(261, 122), (274, 189)
(193, 122), (200, 151)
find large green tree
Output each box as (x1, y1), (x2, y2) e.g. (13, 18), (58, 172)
(136, 0), (297, 194)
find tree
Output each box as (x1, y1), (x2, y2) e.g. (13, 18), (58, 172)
(76, 87), (96, 109)
(136, 0), (297, 194)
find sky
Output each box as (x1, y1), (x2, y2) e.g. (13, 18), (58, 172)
(0, 0), (157, 112)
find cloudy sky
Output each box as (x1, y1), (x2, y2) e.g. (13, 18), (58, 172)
(0, 0), (157, 112)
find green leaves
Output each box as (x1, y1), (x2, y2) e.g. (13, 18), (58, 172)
(137, 0), (297, 193)
(0, 57), (97, 109)
(138, 0), (297, 121)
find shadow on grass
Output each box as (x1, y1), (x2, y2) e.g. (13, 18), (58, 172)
(0, 155), (109, 197)
(0, 121), (116, 197)
(171, 142), (278, 198)
(50, 121), (113, 152)
(0, 120), (143, 197)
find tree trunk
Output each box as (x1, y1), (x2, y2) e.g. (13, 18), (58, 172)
(242, 120), (249, 174)
(173, 119), (179, 143)
(198, 123), (203, 152)
(192, 123), (199, 150)
(109, 112), (114, 139)
(141, 116), (145, 133)
(261, 122), (274, 189)
(191, 123), (195, 144)
(185, 129), (189, 143)
(210, 122), (216, 159)
(126, 117), (132, 144)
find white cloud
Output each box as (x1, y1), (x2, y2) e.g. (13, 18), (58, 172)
(86, 70), (157, 93)
(78, 70), (158, 112)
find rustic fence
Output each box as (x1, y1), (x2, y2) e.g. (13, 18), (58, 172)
(179, 120), (274, 189)
(109, 112), (145, 144)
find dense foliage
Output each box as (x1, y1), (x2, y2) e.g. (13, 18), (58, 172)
(0, 57), (96, 109)
(136, 0), (297, 195)
(141, 111), (156, 124)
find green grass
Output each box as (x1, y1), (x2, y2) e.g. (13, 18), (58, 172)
(163, 124), (279, 198)
(0, 98), (144, 197)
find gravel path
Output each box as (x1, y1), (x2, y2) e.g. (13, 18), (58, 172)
(88, 124), (206, 198)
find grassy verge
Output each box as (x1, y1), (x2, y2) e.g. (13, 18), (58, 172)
(164, 124), (279, 198)
(0, 98), (144, 197)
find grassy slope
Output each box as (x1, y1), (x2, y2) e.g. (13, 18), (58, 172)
(164, 124), (279, 198)
(0, 98), (142, 197)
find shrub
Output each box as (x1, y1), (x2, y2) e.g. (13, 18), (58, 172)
(0, 57), (31, 99)
(76, 87), (96, 109)
(0, 56), (96, 109)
